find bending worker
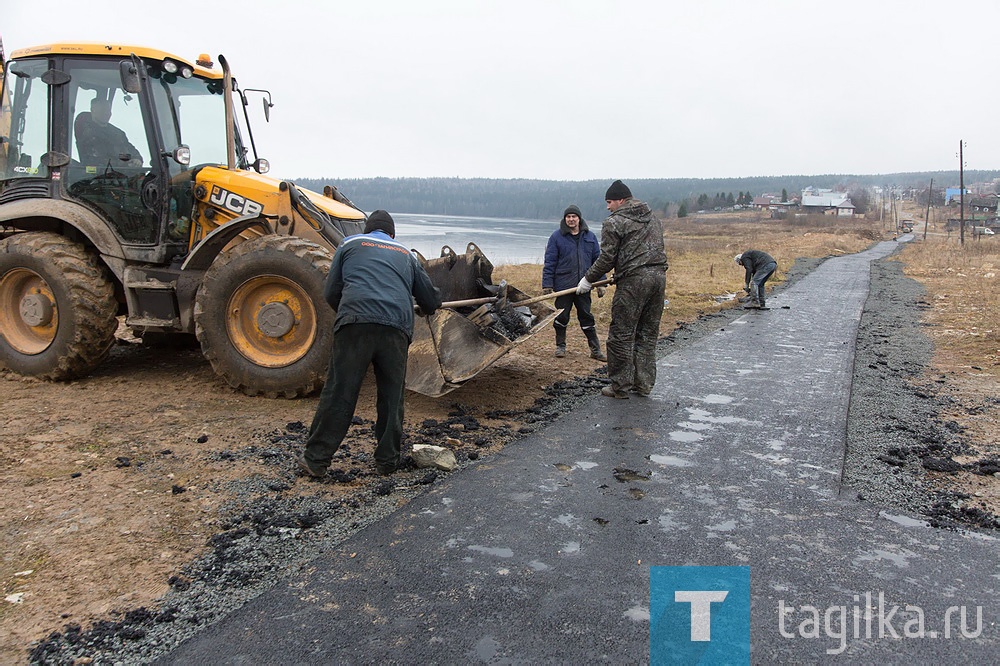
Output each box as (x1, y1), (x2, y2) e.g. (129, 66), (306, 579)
(299, 210), (442, 478)
(735, 250), (777, 309)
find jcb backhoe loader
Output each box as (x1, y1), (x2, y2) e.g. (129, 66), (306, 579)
(0, 40), (556, 398)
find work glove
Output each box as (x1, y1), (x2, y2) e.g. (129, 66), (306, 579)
(576, 277), (592, 294)
(744, 284), (751, 293)
(542, 287), (553, 295)
(596, 287), (606, 298)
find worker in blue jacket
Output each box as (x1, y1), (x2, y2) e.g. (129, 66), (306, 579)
(542, 205), (606, 360)
(299, 210), (442, 478)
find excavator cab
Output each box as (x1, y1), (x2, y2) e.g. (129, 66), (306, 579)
(0, 41), (552, 398)
(1, 46), (243, 257)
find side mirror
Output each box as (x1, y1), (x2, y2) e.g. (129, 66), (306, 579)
(120, 58), (142, 93)
(243, 88), (273, 123)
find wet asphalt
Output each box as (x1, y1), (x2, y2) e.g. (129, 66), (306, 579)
(160, 239), (998, 664)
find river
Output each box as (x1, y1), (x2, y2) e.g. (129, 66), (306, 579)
(390, 212), (599, 266)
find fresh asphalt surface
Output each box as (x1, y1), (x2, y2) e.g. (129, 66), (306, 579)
(162, 239), (997, 664)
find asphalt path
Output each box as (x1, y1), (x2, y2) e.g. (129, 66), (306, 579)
(161, 239), (998, 664)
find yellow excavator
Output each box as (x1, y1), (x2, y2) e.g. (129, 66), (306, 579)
(0, 39), (556, 397)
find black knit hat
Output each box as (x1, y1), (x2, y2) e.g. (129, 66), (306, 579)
(364, 209), (395, 237)
(605, 180), (632, 201)
(563, 204), (583, 220)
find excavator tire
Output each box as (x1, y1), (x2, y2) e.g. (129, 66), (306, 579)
(0, 232), (118, 380)
(194, 235), (334, 398)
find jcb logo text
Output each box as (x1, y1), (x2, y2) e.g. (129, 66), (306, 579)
(209, 186), (264, 217)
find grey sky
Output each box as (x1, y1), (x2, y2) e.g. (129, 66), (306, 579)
(6, 0), (997, 181)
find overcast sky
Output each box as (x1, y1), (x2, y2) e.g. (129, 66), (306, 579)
(5, 0), (997, 181)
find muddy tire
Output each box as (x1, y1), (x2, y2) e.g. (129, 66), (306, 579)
(0, 232), (118, 380)
(194, 235), (334, 398)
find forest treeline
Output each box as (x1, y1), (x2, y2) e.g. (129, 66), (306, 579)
(293, 171), (1000, 221)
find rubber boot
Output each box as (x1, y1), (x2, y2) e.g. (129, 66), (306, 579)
(554, 326), (566, 358)
(584, 328), (606, 361)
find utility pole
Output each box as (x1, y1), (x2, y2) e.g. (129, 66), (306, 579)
(959, 140), (966, 245)
(924, 178), (933, 241)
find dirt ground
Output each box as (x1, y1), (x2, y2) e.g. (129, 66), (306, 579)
(0, 316), (605, 661)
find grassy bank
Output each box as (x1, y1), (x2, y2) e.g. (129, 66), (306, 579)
(897, 237), (999, 375)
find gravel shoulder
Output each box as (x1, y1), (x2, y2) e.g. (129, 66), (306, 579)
(845, 256), (1000, 530)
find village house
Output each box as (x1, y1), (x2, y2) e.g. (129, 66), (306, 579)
(968, 194), (999, 215)
(800, 188), (856, 216)
(752, 194), (798, 215)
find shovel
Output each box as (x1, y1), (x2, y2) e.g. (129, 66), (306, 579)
(509, 278), (614, 308)
(417, 278), (614, 311)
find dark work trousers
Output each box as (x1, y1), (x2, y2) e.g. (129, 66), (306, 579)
(606, 268), (666, 393)
(749, 261), (777, 305)
(553, 292), (596, 333)
(304, 323), (409, 471)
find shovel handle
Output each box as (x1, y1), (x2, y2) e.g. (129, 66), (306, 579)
(513, 278), (614, 308)
(435, 296), (498, 309)
(422, 278), (614, 312)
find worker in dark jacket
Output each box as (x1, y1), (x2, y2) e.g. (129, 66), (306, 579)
(735, 250), (777, 308)
(578, 181), (668, 399)
(75, 98), (143, 166)
(299, 210), (442, 478)
(542, 204), (606, 360)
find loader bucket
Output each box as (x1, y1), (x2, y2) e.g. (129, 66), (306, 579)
(407, 243), (558, 397)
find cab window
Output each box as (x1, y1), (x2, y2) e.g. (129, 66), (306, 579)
(0, 58), (50, 180)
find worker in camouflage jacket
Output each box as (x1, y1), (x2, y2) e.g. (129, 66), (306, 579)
(735, 249), (777, 308)
(577, 181), (668, 399)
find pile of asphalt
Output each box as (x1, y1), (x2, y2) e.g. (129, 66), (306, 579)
(27, 254), (997, 664)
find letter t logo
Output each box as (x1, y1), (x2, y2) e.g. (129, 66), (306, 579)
(675, 591), (729, 641)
